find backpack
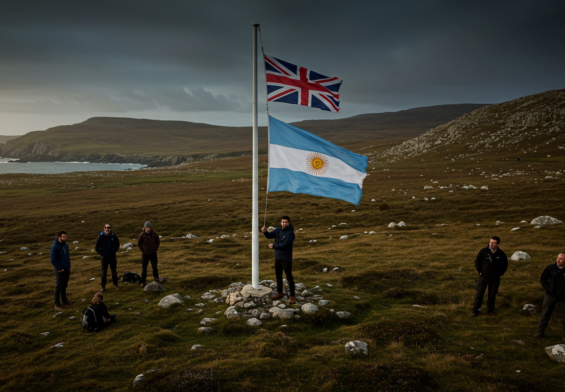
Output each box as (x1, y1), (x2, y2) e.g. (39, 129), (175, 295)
(82, 306), (100, 332)
(123, 271), (142, 283)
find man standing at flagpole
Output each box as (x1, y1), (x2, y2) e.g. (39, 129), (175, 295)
(262, 216), (296, 304)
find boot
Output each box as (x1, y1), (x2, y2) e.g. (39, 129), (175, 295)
(55, 304), (65, 311)
(288, 296), (296, 304)
(271, 292), (284, 300)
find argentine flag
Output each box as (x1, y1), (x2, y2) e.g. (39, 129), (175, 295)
(268, 116), (368, 205)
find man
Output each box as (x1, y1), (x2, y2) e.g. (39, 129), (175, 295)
(262, 216), (296, 304)
(137, 221), (161, 288)
(534, 253), (565, 340)
(471, 236), (508, 317)
(50, 231), (73, 311)
(95, 224), (120, 292)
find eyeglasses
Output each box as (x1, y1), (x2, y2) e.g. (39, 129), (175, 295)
(104, 227), (111, 229)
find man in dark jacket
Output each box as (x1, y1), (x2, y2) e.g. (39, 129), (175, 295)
(50, 230), (73, 311)
(534, 253), (565, 340)
(137, 221), (161, 287)
(471, 236), (508, 317)
(262, 216), (296, 304)
(95, 224), (120, 292)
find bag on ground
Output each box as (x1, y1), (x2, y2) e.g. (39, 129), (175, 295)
(123, 271), (141, 283)
(82, 306), (100, 332)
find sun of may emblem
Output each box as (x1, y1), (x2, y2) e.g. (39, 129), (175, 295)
(305, 152), (329, 175)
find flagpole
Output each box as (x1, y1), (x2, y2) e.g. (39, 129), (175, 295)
(252, 22), (260, 289)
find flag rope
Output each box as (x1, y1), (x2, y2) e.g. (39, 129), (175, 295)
(258, 26), (270, 228)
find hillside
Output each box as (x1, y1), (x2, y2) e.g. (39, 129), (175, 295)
(370, 89), (565, 165)
(0, 135), (21, 145)
(0, 104), (486, 166)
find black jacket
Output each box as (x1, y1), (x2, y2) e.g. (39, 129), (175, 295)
(540, 263), (565, 299)
(138, 231), (160, 255)
(95, 232), (120, 258)
(263, 225), (295, 261)
(474, 246), (508, 279)
(90, 303), (111, 327)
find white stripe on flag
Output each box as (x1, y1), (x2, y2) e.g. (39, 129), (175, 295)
(269, 144), (366, 188)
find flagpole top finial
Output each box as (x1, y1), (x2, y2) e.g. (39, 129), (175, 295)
(252, 23), (260, 27)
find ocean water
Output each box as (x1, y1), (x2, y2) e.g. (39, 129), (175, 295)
(0, 158), (146, 174)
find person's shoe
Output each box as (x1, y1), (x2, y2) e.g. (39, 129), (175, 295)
(534, 332), (545, 338)
(288, 296), (296, 304)
(55, 304), (65, 311)
(62, 300), (74, 306)
(488, 312), (496, 316)
(471, 312), (479, 317)
(271, 292), (284, 300)
(100, 287), (105, 292)
(113, 285), (120, 289)
(140, 282), (146, 288)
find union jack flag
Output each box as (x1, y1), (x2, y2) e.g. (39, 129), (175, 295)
(264, 54), (342, 112)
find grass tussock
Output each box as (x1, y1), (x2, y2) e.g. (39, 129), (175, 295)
(257, 332), (298, 360)
(359, 320), (438, 347)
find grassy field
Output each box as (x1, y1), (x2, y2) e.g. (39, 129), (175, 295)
(1, 137), (564, 391)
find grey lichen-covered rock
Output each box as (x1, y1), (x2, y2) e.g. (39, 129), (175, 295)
(213, 297), (224, 304)
(201, 293), (215, 300)
(301, 303), (319, 315)
(20, 247), (30, 251)
(186, 234), (200, 239)
(335, 311), (351, 319)
(511, 251), (531, 261)
(345, 340), (368, 356)
(122, 242), (134, 248)
(339, 235), (348, 240)
(260, 313), (271, 320)
(530, 216), (562, 225)
(397, 221), (406, 227)
(301, 290), (313, 297)
(144, 281), (166, 293)
(246, 317), (263, 326)
(522, 304), (536, 311)
(200, 318), (216, 325)
(198, 327), (215, 334)
(295, 283), (307, 291)
(158, 293), (184, 308)
(318, 300), (330, 306)
(388, 222), (396, 228)
(226, 292), (244, 306)
(271, 308), (295, 320)
(191, 344), (203, 350)
(224, 306), (241, 319)
(545, 344), (565, 363)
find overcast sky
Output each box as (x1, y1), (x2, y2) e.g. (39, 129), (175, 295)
(1, 0), (563, 135)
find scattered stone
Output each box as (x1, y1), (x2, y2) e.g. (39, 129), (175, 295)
(206, 239), (214, 243)
(201, 293), (215, 300)
(397, 221), (406, 227)
(545, 344), (565, 363)
(191, 344), (203, 350)
(247, 318), (263, 326)
(53, 312), (63, 318)
(279, 325), (288, 328)
(332, 267), (339, 272)
(301, 303), (319, 315)
(277, 304), (286, 309)
(40, 332), (50, 336)
(511, 251), (531, 261)
(213, 297), (224, 304)
(225, 306), (241, 319)
(318, 300), (330, 306)
(323, 268), (328, 273)
(138, 344), (147, 354)
(522, 304), (536, 311)
(260, 313), (271, 320)
(345, 340), (368, 356)
(302, 290), (313, 297)
(158, 293), (184, 309)
(295, 283), (307, 291)
(195, 303), (205, 307)
(200, 318), (216, 325)
(339, 235), (348, 240)
(353, 296), (360, 300)
(186, 234), (200, 239)
(273, 308), (295, 320)
(327, 283), (333, 287)
(198, 327), (215, 334)
(69, 316), (76, 320)
(424, 185), (433, 189)
(196, 309), (203, 315)
(89, 278), (95, 281)
(510, 227), (520, 231)
(481, 186), (488, 190)
(51, 342), (64, 349)
(388, 222), (396, 228)
(20, 247), (30, 251)
(335, 311), (351, 319)
(496, 221), (504, 225)
(530, 216), (562, 225)
(132, 374), (144, 387)
(144, 281), (166, 293)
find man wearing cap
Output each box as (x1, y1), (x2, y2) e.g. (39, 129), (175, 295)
(95, 223), (121, 292)
(137, 221), (161, 288)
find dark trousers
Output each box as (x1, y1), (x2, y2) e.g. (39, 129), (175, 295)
(472, 276), (500, 312)
(537, 294), (565, 335)
(275, 258), (295, 296)
(141, 253), (159, 283)
(100, 255), (118, 288)
(98, 314), (117, 330)
(54, 267), (70, 305)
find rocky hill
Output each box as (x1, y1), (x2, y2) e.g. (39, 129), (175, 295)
(0, 135), (21, 145)
(369, 89), (565, 165)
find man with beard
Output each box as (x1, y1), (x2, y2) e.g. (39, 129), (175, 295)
(50, 231), (73, 311)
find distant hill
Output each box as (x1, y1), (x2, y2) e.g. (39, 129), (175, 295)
(0, 135), (21, 145)
(0, 104), (487, 167)
(370, 89), (565, 165)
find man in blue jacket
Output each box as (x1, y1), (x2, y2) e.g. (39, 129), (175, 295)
(95, 224), (121, 292)
(50, 230), (73, 311)
(262, 216), (296, 304)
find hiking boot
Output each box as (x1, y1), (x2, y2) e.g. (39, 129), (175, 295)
(55, 304), (65, 311)
(288, 296), (296, 304)
(62, 300), (74, 306)
(140, 282), (146, 288)
(271, 292), (284, 300)
(534, 332), (545, 338)
(488, 312), (496, 316)
(113, 285), (120, 289)
(471, 312), (478, 317)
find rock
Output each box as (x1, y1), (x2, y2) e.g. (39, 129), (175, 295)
(198, 327), (215, 334)
(201, 293), (215, 300)
(197, 309), (203, 315)
(318, 300), (330, 306)
(530, 216), (562, 225)
(244, 301), (257, 309)
(206, 239), (214, 243)
(353, 296), (360, 300)
(511, 251), (531, 261)
(51, 342), (64, 348)
(122, 242), (133, 248)
(481, 186), (488, 190)
(280, 325), (288, 328)
(295, 283), (307, 291)
(158, 277), (168, 284)
(195, 303), (205, 307)
(301, 303), (319, 315)
(520, 220), (528, 223)
(252, 309), (260, 317)
(327, 283), (333, 287)
(20, 247), (30, 251)
(339, 223), (347, 225)
(186, 234), (200, 239)
(277, 304), (286, 309)
(158, 293), (184, 309)
(511, 340), (525, 345)
(247, 318), (263, 326)
(274, 309), (295, 320)
(467, 185), (478, 190)
(69, 316), (76, 320)
(132, 374), (144, 387)
(340, 235), (348, 240)
(138, 344), (147, 354)
(221, 289), (229, 298)
(388, 222), (396, 228)
(397, 221), (406, 227)
(213, 297), (224, 304)
(534, 225), (541, 229)
(225, 307), (241, 319)
(53, 312), (63, 318)
(260, 313), (271, 320)
(302, 290), (313, 297)
(191, 344), (203, 350)
(424, 185), (433, 189)
(227, 292), (244, 306)
(522, 304), (536, 311)
(200, 318), (216, 325)
(335, 311), (351, 319)
(72, 241), (79, 244)
(496, 221), (504, 225)
(545, 344), (565, 363)
(332, 267), (339, 272)
(40, 332), (50, 336)
(510, 227), (520, 231)
(345, 340), (368, 356)
(323, 268), (328, 273)
(144, 281), (166, 293)
(368, 231), (376, 234)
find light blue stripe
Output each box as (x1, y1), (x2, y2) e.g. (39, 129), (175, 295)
(268, 168), (362, 205)
(269, 116), (368, 173)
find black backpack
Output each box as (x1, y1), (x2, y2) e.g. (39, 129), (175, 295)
(123, 271), (142, 283)
(82, 306), (100, 332)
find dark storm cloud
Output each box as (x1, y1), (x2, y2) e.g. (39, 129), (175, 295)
(0, 0), (564, 134)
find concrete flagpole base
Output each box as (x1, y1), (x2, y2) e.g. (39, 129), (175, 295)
(241, 284), (273, 300)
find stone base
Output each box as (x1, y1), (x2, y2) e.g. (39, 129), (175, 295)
(241, 284), (273, 300)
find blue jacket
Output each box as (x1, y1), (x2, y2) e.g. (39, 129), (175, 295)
(50, 238), (71, 270)
(95, 232), (120, 258)
(263, 225), (295, 261)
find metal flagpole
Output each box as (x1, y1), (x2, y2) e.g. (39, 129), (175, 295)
(251, 22), (260, 289)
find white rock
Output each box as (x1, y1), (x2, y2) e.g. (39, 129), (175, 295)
(530, 216), (562, 225)
(225, 307), (241, 319)
(301, 303), (319, 315)
(371, 199), (376, 202)
(144, 281), (166, 293)
(511, 251), (531, 261)
(191, 344), (203, 350)
(201, 293), (215, 300)
(51, 342), (64, 349)
(545, 344), (565, 363)
(522, 304), (536, 311)
(335, 311), (351, 319)
(345, 340), (368, 356)
(186, 234), (200, 239)
(40, 332), (50, 336)
(246, 318), (263, 326)
(20, 247), (30, 251)
(323, 268), (328, 273)
(158, 293), (184, 309)
(327, 283), (333, 287)
(132, 374), (144, 387)
(353, 296), (360, 300)
(122, 242), (133, 248)
(302, 290), (313, 297)
(423, 185), (433, 189)
(510, 227), (520, 231)
(72, 241), (79, 244)
(295, 283), (307, 291)
(194, 303), (205, 307)
(200, 318), (216, 325)
(277, 304), (286, 309)
(397, 221), (406, 227)
(279, 325), (288, 328)
(198, 327), (215, 334)
(339, 223), (347, 225)
(496, 221), (504, 225)
(481, 186), (488, 190)
(260, 313), (271, 320)
(520, 220), (528, 223)
(318, 300), (330, 306)
(339, 235), (348, 240)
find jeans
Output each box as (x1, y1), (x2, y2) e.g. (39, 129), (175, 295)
(275, 258), (295, 296)
(537, 293), (565, 335)
(472, 275), (500, 313)
(54, 267), (70, 305)
(141, 253), (159, 283)
(100, 255), (118, 288)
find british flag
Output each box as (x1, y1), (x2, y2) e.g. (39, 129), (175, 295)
(264, 54), (342, 112)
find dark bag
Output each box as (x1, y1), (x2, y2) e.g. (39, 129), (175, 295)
(123, 271), (141, 283)
(82, 306), (100, 332)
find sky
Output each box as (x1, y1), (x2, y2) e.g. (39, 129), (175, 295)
(1, 0), (564, 135)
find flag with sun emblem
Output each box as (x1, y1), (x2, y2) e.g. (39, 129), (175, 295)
(267, 116), (368, 205)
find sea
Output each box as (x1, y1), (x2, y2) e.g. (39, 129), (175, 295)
(0, 158), (146, 174)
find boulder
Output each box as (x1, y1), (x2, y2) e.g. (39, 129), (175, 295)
(132, 374), (144, 388)
(226, 292), (244, 306)
(200, 318), (216, 325)
(301, 303), (319, 315)
(122, 242), (133, 248)
(340, 235), (348, 240)
(260, 313), (271, 320)
(335, 311), (351, 319)
(198, 327), (215, 334)
(144, 282), (166, 293)
(318, 300), (330, 306)
(158, 293), (184, 308)
(302, 290), (313, 297)
(295, 283), (307, 291)
(201, 293), (215, 300)
(530, 216), (562, 225)
(397, 221), (406, 227)
(345, 340), (368, 356)
(511, 251), (531, 261)
(186, 234), (200, 239)
(246, 318), (263, 327)
(191, 344), (203, 350)
(387, 222), (396, 228)
(225, 307), (241, 319)
(545, 344), (565, 363)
